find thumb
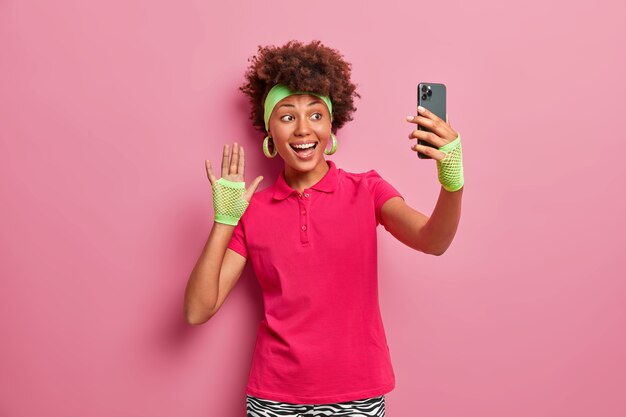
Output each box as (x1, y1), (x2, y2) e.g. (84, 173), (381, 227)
(245, 176), (264, 200)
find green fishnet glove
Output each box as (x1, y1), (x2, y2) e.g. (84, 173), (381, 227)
(211, 178), (249, 226)
(437, 132), (464, 192)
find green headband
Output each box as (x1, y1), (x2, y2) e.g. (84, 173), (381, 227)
(263, 83), (333, 132)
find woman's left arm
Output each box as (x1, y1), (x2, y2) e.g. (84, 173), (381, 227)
(380, 186), (462, 256)
(380, 106), (464, 256)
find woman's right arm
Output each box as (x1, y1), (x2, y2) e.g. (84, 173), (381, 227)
(183, 142), (263, 325)
(184, 222), (246, 325)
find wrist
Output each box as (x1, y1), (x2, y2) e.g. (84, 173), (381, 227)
(437, 132), (464, 191)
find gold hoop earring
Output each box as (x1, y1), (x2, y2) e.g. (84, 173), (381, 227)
(324, 133), (337, 155)
(263, 135), (277, 158)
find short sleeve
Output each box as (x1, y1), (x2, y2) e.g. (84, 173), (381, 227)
(364, 169), (404, 226)
(227, 218), (248, 259)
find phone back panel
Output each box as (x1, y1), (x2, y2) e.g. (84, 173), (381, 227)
(418, 82), (446, 123)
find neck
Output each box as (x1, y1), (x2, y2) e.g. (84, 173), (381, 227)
(284, 160), (330, 194)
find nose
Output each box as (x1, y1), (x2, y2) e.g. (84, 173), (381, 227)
(294, 117), (312, 136)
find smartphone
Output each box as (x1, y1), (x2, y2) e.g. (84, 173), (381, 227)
(417, 82), (446, 159)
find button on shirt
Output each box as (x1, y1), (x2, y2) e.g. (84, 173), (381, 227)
(227, 160), (404, 404)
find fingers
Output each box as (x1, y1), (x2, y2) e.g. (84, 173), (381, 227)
(229, 143), (240, 176)
(244, 175), (264, 202)
(205, 160), (217, 184)
(406, 114), (451, 139)
(220, 143), (243, 178)
(407, 107), (455, 137)
(221, 144), (230, 178)
(417, 105), (437, 120)
(407, 128), (446, 148)
(411, 144), (447, 160)
(238, 145), (245, 179)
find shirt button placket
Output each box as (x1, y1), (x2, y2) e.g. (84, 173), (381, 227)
(299, 191), (310, 245)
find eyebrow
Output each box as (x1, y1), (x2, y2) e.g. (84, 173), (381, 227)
(277, 100), (322, 109)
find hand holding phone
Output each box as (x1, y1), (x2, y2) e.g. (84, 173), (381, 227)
(407, 82), (465, 191)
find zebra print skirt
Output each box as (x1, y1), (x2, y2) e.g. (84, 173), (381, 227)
(246, 394), (385, 416)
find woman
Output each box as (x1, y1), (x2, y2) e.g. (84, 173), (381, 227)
(184, 40), (464, 417)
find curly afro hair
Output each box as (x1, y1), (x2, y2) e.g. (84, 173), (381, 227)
(239, 40), (361, 135)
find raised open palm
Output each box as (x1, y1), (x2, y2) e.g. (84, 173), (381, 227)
(205, 142), (264, 203)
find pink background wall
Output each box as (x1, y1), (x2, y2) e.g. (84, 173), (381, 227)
(1, 0), (624, 416)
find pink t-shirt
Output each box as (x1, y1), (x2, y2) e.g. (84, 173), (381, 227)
(227, 159), (404, 404)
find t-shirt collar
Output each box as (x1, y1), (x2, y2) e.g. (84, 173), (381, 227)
(273, 160), (338, 200)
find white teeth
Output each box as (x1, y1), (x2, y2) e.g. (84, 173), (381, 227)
(292, 143), (316, 149)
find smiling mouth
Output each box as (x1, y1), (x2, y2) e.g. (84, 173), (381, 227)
(290, 143), (318, 153)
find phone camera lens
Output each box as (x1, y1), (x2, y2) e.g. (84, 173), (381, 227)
(427, 90), (432, 97)
(421, 85), (428, 93)
(421, 94), (427, 100)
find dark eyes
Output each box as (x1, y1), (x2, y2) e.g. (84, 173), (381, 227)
(280, 113), (323, 122)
